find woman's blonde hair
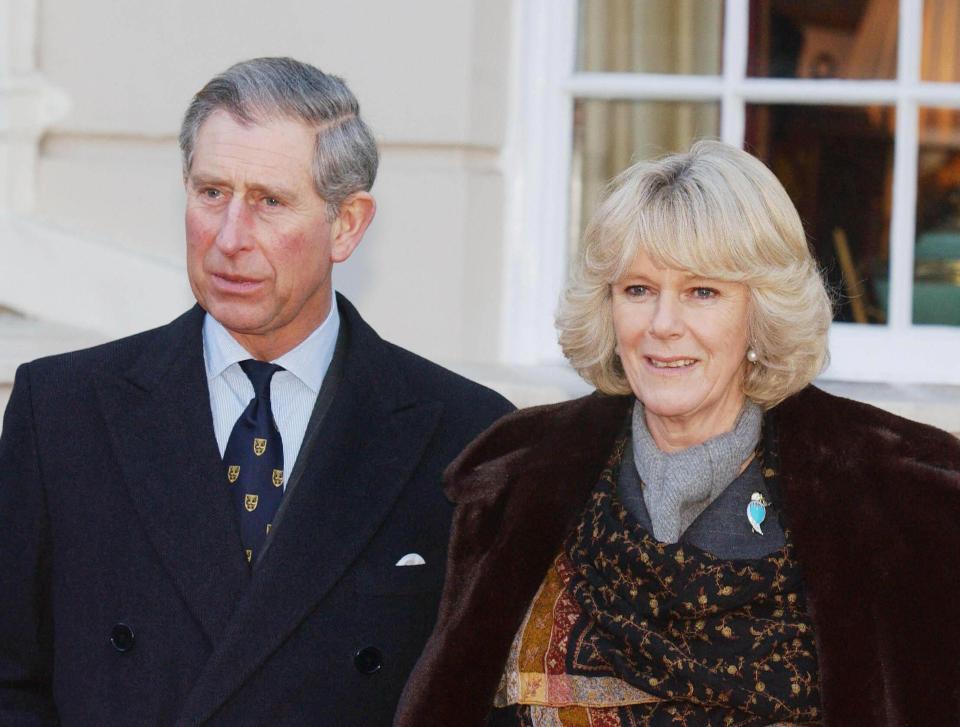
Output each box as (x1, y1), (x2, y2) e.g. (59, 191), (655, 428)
(557, 140), (832, 408)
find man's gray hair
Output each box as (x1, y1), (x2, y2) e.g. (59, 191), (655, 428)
(179, 57), (378, 220)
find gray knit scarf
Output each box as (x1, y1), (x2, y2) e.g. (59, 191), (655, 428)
(632, 399), (763, 544)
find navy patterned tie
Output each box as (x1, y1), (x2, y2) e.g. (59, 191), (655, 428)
(223, 359), (284, 565)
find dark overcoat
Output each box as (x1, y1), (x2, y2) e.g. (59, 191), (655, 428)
(0, 294), (513, 726)
(395, 387), (960, 726)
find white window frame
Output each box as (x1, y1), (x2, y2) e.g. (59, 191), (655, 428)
(502, 0), (960, 385)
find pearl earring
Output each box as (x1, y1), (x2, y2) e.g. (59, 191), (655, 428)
(746, 348), (759, 364)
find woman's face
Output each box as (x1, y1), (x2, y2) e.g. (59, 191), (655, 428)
(611, 252), (752, 444)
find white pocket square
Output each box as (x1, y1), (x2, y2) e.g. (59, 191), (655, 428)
(395, 553), (426, 566)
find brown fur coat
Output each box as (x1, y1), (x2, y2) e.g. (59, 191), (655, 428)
(395, 386), (960, 726)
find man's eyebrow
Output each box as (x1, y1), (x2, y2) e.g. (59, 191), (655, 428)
(187, 173), (226, 188)
(187, 174), (300, 200)
(245, 181), (300, 200)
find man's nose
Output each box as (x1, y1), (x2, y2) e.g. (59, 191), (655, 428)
(649, 295), (685, 339)
(214, 199), (255, 255)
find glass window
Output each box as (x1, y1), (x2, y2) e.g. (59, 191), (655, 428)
(577, 0), (723, 75)
(509, 0), (960, 382)
(570, 99), (720, 251)
(746, 103), (895, 324)
(915, 107), (960, 325)
(748, 0), (898, 80)
(922, 0), (960, 82)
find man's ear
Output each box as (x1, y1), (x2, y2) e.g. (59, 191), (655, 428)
(329, 192), (376, 263)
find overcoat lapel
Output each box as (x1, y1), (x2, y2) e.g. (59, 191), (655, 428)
(95, 307), (248, 646)
(178, 297), (443, 725)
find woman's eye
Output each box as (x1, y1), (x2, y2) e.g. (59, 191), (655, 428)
(692, 287), (718, 299)
(625, 285), (649, 297)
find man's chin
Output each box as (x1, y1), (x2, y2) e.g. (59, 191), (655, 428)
(205, 303), (272, 337)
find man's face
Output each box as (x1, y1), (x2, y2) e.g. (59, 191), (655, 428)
(185, 110), (342, 359)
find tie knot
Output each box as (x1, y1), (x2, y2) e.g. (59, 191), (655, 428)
(239, 359), (283, 399)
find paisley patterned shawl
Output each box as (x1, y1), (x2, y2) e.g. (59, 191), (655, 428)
(491, 436), (822, 727)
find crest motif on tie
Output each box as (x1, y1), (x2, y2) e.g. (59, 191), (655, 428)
(272, 469), (283, 487)
(245, 549), (253, 563)
(227, 465), (240, 483)
(245, 494), (259, 512)
(266, 523), (272, 534)
(253, 438), (267, 456)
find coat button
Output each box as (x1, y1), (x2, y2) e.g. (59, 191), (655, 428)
(110, 623), (135, 653)
(353, 646), (383, 674)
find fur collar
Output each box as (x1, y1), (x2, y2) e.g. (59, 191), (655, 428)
(395, 386), (960, 726)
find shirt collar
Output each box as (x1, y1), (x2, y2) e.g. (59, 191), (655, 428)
(202, 293), (341, 393)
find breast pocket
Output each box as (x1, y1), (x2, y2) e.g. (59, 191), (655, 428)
(353, 549), (446, 596)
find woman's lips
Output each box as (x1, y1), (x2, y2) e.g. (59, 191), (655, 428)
(643, 356), (698, 374)
(210, 273), (264, 294)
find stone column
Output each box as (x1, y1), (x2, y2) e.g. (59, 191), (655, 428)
(0, 0), (69, 213)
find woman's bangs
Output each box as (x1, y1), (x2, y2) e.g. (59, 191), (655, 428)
(628, 198), (753, 282)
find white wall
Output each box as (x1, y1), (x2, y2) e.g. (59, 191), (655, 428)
(32, 0), (511, 362)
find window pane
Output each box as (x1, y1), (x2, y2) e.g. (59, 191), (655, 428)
(577, 0), (723, 75)
(748, 0), (898, 79)
(915, 106), (960, 325)
(570, 99), (720, 252)
(921, 1), (960, 82)
(746, 104), (895, 324)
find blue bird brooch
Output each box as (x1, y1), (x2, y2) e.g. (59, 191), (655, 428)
(747, 492), (770, 535)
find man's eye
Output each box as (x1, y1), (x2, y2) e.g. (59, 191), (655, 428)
(201, 188), (222, 200)
(264, 197), (281, 207)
